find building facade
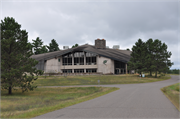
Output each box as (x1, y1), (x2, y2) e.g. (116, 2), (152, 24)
(31, 39), (132, 75)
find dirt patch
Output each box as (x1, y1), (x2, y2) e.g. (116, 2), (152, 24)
(171, 90), (180, 95)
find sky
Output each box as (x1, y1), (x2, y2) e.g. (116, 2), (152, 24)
(1, 0), (179, 69)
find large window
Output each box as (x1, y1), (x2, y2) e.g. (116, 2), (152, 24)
(74, 52), (84, 65)
(62, 52), (97, 66)
(62, 54), (72, 65)
(86, 52), (96, 65)
(114, 60), (125, 68)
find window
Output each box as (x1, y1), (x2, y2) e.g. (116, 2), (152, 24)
(62, 52), (96, 65)
(62, 69), (72, 73)
(86, 69), (97, 73)
(74, 69), (84, 73)
(86, 52), (96, 65)
(114, 61), (125, 68)
(74, 52), (84, 65)
(62, 54), (72, 65)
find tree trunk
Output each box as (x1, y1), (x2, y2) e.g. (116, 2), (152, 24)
(8, 86), (12, 94)
(155, 71), (157, 78)
(150, 71), (152, 76)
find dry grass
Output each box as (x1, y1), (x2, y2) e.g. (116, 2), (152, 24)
(34, 74), (170, 86)
(1, 87), (118, 118)
(161, 83), (180, 111)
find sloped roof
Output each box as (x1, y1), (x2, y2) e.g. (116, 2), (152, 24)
(31, 44), (132, 63)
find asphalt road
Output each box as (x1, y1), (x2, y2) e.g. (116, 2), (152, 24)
(33, 75), (180, 119)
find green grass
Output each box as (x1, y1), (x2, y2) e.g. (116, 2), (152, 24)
(161, 83), (180, 111)
(1, 87), (119, 118)
(34, 74), (170, 86)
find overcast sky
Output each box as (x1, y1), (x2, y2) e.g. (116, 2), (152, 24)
(1, 0), (179, 69)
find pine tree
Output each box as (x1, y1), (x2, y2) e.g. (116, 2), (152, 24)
(1, 17), (43, 94)
(41, 45), (48, 54)
(72, 43), (79, 48)
(32, 37), (43, 54)
(47, 39), (60, 52)
(150, 39), (173, 77)
(32, 37), (48, 54)
(128, 38), (173, 78)
(128, 39), (147, 76)
(145, 38), (154, 76)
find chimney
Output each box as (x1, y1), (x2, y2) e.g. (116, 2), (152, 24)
(95, 38), (106, 49)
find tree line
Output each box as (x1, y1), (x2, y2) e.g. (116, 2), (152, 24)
(31, 37), (59, 54)
(167, 69), (179, 74)
(128, 39), (173, 78)
(31, 38), (79, 55)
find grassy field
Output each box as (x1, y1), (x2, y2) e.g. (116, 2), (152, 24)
(161, 83), (180, 111)
(1, 87), (118, 118)
(33, 74), (171, 86)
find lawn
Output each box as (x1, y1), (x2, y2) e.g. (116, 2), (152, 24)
(34, 74), (171, 86)
(161, 83), (180, 111)
(1, 87), (118, 118)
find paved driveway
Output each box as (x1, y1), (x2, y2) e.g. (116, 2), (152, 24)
(33, 75), (180, 118)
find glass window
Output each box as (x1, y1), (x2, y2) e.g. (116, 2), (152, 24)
(62, 69), (72, 73)
(74, 52), (84, 65)
(74, 69), (84, 73)
(86, 52), (96, 65)
(86, 69), (97, 73)
(62, 53), (72, 65)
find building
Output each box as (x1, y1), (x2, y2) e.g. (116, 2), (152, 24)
(31, 39), (132, 75)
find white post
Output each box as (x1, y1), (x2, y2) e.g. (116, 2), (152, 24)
(84, 52), (86, 65)
(72, 53), (74, 65)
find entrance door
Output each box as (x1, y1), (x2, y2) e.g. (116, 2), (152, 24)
(115, 68), (120, 74)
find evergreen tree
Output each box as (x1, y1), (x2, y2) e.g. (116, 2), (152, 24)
(150, 39), (173, 77)
(32, 37), (43, 54)
(47, 39), (60, 52)
(72, 43), (79, 48)
(128, 38), (173, 78)
(41, 45), (48, 54)
(32, 37), (48, 54)
(1, 17), (43, 94)
(145, 38), (154, 76)
(128, 39), (147, 76)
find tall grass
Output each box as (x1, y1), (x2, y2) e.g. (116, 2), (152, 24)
(1, 87), (118, 118)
